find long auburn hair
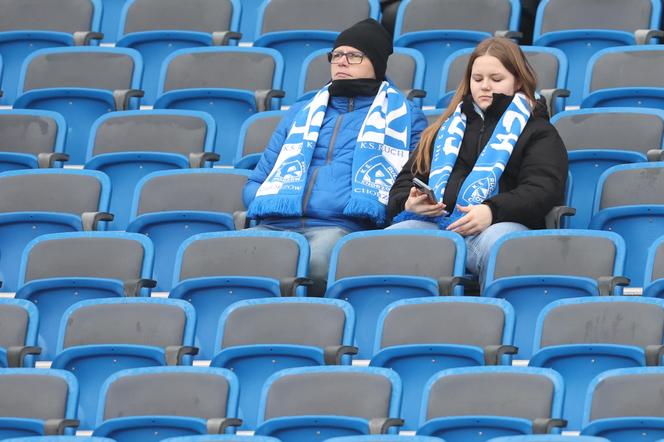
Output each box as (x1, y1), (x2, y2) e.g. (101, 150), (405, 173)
(412, 37), (538, 174)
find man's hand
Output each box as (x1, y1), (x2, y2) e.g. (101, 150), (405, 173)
(404, 187), (446, 217)
(447, 204), (492, 236)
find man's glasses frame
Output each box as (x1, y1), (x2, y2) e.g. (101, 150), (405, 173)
(327, 51), (365, 64)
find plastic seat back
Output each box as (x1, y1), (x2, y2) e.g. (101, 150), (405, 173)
(234, 110), (284, 169)
(86, 110), (216, 230)
(644, 235), (664, 297)
(0, 299), (38, 368)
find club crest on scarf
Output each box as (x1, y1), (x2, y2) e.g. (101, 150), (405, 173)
(249, 82), (412, 225)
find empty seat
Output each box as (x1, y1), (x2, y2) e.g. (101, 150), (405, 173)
(161, 436), (281, 442)
(298, 47), (426, 104)
(551, 107), (664, 229)
(326, 230), (467, 358)
(582, 45), (664, 109)
(0, 0), (103, 105)
(326, 437), (445, 442)
(393, 0), (520, 106)
(169, 231), (310, 359)
(99, 0), (130, 43)
(254, 366), (402, 442)
(0, 110), (67, 172)
(588, 163), (664, 287)
(644, 234), (664, 298)
(487, 436), (610, 442)
(234, 110), (285, 169)
(93, 366), (240, 442)
(417, 366), (565, 441)
(13, 47), (143, 164)
(116, 0), (241, 105)
(153, 47), (283, 165)
(237, 0), (263, 43)
(529, 297), (664, 429)
(2, 437), (116, 441)
(370, 297), (515, 430)
(15, 232), (155, 359)
(85, 110), (217, 230)
(126, 169), (251, 291)
(482, 229), (628, 359)
(0, 299), (39, 368)
(51, 298), (197, 430)
(0, 169), (111, 292)
(253, 0), (379, 105)
(533, 0), (662, 106)
(0, 368), (78, 438)
(580, 367), (664, 441)
(210, 298), (355, 429)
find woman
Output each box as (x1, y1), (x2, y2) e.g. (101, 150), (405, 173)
(387, 37), (568, 285)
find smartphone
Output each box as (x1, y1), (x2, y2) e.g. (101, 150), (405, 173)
(412, 177), (438, 204)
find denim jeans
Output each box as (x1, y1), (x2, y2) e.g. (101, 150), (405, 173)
(386, 220), (528, 286)
(246, 225), (351, 296)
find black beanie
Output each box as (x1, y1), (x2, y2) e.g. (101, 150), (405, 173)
(333, 18), (393, 80)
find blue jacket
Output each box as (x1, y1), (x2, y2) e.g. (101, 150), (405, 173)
(243, 92), (427, 231)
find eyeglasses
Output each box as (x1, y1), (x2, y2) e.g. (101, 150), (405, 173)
(327, 51), (365, 64)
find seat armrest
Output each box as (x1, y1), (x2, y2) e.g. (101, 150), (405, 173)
(188, 152), (220, 168)
(597, 276), (630, 296)
(646, 344), (664, 366)
(437, 276), (475, 296)
(73, 31), (104, 46)
(539, 88), (570, 116)
(165, 345), (199, 365)
(635, 29), (664, 44)
(44, 419), (79, 435)
(81, 211), (114, 231)
(212, 31), (243, 45)
(532, 418), (567, 434)
(544, 206), (576, 229)
(37, 152), (69, 168)
(233, 210), (249, 230)
(112, 89), (144, 111)
(123, 278), (157, 297)
(483, 344), (518, 365)
(323, 345), (358, 365)
(647, 149), (664, 162)
(368, 417), (404, 434)
(6, 346), (41, 367)
(279, 276), (314, 297)
(255, 89), (285, 112)
(405, 89), (426, 101)
(494, 30), (523, 40)
(206, 417), (242, 434)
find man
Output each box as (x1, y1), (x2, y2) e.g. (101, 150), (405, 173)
(243, 18), (427, 295)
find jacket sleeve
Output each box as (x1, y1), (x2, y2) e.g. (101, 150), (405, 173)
(242, 105), (302, 208)
(484, 122), (568, 228)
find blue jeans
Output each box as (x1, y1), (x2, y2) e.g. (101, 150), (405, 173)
(246, 225), (351, 296)
(386, 220), (528, 286)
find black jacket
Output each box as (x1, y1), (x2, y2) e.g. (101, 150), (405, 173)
(387, 93), (568, 229)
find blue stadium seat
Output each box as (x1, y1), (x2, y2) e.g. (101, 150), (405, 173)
(326, 230), (467, 358)
(93, 366), (240, 442)
(126, 169), (250, 291)
(115, 0), (241, 105)
(551, 107), (664, 229)
(370, 297), (516, 430)
(99, 0), (130, 43)
(209, 298), (355, 429)
(581, 45), (664, 110)
(237, 0), (264, 43)
(15, 232), (155, 359)
(0, 110), (67, 172)
(483, 229), (628, 359)
(580, 367), (664, 441)
(394, 0), (520, 106)
(588, 163), (664, 287)
(161, 436), (281, 442)
(253, 0), (379, 105)
(50, 297), (196, 430)
(487, 436), (609, 442)
(13, 47), (143, 165)
(327, 437), (444, 442)
(2, 437), (116, 441)
(529, 297), (664, 430)
(0, 369), (78, 438)
(153, 47), (283, 166)
(84, 110), (217, 230)
(644, 235), (664, 298)
(0, 0), (103, 105)
(417, 366), (565, 442)
(533, 0), (662, 106)
(254, 366), (402, 442)
(234, 110), (285, 169)
(0, 169), (111, 292)
(0, 299), (39, 368)
(169, 231), (311, 359)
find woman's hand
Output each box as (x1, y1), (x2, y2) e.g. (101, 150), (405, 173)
(404, 187), (447, 217)
(447, 204), (493, 236)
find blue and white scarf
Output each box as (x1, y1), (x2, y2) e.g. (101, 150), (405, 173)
(394, 92), (531, 228)
(248, 81), (412, 226)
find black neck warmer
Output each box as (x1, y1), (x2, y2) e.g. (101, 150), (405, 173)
(328, 78), (382, 97)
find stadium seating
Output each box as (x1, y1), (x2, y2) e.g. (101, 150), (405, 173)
(644, 235), (664, 298)
(85, 110), (218, 230)
(254, 366), (402, 442)
(487, 436), (609, 442)
(50, 297), (197, 429)
(0, 299), (39, 368)
(326, 230), (467, 358)
(99, 0), (130, 43)
(483, 229), (628, 359)
(169, 231), (311, 359)
(234, 110), (285, 170)
(370, 297), (516, 430)
(161, 436), (281, 442)
(327, 437), (444, 442)
(209, 297), (355, 429)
